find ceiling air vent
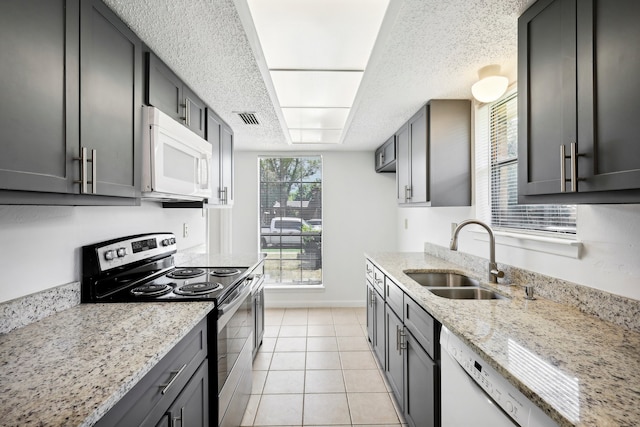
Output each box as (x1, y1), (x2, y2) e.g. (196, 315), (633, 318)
(236, 112), (260, 125)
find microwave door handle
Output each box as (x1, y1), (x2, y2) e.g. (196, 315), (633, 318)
(195, 158), (201, 185)
(202, 157), (209, 190)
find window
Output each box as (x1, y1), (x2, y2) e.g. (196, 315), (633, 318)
(477, 91), (576, 235)
(259, 157), (322, 285)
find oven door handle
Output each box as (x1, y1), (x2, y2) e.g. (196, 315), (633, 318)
(217, 279), (251, 332)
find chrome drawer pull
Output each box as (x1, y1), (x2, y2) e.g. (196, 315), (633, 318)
(160, 363), (187, 395)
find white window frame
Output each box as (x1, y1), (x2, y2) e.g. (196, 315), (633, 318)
(475, 89), (582, 259)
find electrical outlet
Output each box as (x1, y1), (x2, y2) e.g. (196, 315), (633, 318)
(183, 223), (189, 238)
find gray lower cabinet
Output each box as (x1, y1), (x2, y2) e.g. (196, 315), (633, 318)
(518, 0), (640, 203)
(396, 100), (471, 206)
(366, 280), (385, 368)
(146, 52), (206, 139)
(385, 306), (404, 408)
(0, 0), (141, 204)
(404, 330), (436, 427)
(366, 259), (440, 427)
(95, 318), (208, 427)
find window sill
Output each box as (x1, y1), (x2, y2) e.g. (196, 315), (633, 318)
(470, 229), (582, 259)
(265, 284), (326, 291)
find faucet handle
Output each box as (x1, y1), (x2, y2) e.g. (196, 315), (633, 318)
(491, 268), (505, 279)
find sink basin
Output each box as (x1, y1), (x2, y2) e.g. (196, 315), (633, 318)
(429, 288), (507, 300)
(405, 271), (479, 287)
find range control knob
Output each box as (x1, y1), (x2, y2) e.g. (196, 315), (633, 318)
(116, 247), (127, 258)
(505, 400), (513, 413)
(169, 237), (176, 244)
(162, 239), (171, 246)
(104, 250), (116, 261)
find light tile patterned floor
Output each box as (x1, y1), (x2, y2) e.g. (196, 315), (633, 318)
(241, 307), (407, 427)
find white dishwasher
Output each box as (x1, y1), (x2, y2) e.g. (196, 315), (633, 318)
(440, 326), (558, 427)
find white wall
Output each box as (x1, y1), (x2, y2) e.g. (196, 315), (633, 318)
(232, 151), (397, 307)
(0, 202), (206, 302)
(397, 204), (640, 301)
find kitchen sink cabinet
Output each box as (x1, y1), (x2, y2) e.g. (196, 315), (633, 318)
(206, 109), (235, 206)
(366, 258), (440, 427)
(0, 0), (141, 205)
(375, 135), (397, 172)
(96, 317), (208, 427)
(396, 100), (471, 206)
(146, 52), (206, 139)
(518, 0), (640, 203)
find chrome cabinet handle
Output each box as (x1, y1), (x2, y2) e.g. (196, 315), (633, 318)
(378, 152), (384, 167)
(180, 98), (190, 126)
(396, 324), (401, 353)
(560, 142), (583, 193)
(400, 328), (407, 351)
(160, 363), (187, 395)
(222, 186), (228, 204)
(74, 147), (96, 194)
(404, 185), (411, 201)
(172, 407), (185, 427)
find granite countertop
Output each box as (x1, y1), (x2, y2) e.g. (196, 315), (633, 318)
(366, 252), (640, 427)
(0, 302), (215, 426)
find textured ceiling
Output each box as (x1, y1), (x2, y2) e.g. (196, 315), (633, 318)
(103, 0), (535, 151)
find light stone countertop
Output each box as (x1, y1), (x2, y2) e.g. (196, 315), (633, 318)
(366, 252), (640, 427)
(0, 302), (214, 426)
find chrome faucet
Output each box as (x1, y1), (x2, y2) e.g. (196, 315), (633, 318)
(449, 219), (505, 284)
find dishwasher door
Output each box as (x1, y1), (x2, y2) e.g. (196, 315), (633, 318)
(441, 339), (517, 427)
(440, 326), (558, 427)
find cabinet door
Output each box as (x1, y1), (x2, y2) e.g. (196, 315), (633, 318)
(220, 125), (234, 205)
(518, 0), (577, 196)
(577, 0), (640, 192)
(396, 124), (410, 203)
(183, 85), (206, 139)
(408, 106), (428, 204)
(373, 288), (385, 368)
(166, 361), (209, 427)
(375, 135), (396, 172)
(206, 109), (223, 204)
(404, 331), (436, 427)
(366, 282), (375, 344)
(429, 100), (471, 206)
(80, 0), (141, 198)
(385, 307), (404, 409)
(0, 0), (79, 194)
(147, 53), (183, 123)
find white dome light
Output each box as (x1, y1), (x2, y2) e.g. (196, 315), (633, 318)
(471, 65), (509, 103)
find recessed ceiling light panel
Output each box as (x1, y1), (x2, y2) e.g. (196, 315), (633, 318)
(281, 108), (350, 129)
(271, 70), (363, 108)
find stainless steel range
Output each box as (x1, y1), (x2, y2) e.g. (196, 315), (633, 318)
(81, 233), (248, 304)
(81, 233), (258, 427)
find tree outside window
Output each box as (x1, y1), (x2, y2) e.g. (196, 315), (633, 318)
(259, 157), (322, 285)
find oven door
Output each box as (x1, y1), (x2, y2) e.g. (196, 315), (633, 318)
(143, 107), (212, 200)
(217, 278), (253, 427)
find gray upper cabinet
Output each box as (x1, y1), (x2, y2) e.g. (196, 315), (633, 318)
(146, 52), (206, 139)
(0, 0), (78, 195)
(0, 0), (140, 204)
(397, 100), (471, 206)
(206, 109), (234, 206)
(375, 135), (396, 172)
(80, 0), (141, 199)
(518, 0), (640, 203)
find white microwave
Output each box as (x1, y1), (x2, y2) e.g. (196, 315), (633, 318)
(142, 106), (212, 201)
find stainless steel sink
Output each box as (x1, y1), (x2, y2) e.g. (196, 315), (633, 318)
(429, 287), (507, 300)
(404, 271), (480, 287)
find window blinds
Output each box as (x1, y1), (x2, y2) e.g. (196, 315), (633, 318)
(485, 93), (577, 234)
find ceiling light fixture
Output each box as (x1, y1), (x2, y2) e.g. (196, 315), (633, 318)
(471, 64), (509, 103)
(244, 0), (390, 144)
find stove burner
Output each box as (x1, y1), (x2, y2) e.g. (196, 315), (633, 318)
(167, 268), (205, 279)
(210, 268), (241, 277)
(130, 283), (173, 297)
(174, 282), (223, 296)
